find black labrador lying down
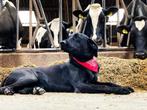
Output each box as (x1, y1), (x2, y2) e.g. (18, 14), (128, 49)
(0, 33), (134, 95)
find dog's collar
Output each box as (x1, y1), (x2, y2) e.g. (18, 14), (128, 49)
(72, 56), (99, 73)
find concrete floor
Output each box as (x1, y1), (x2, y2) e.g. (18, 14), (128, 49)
(0, 92), (147, 110)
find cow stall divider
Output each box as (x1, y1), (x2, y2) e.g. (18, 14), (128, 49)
(16, 0), (57, 50)
(0, 0), (134, 57)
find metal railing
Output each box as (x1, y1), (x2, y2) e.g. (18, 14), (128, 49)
(0, 0), (133, 52)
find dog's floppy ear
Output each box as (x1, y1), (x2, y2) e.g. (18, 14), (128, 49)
(88, 39), (98, 57)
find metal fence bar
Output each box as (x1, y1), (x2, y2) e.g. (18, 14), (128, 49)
(37, 0), (55, 47)
(127, 0), (136, 47)
(31, 0), (41, 46)
(16, 0), (20, 49)
(29, 0), (33, 48)
(102, 0), (106, 47)
(91, 0), (95, 4)
(0, 0), (3, 11)
(59, 0), (63, 43)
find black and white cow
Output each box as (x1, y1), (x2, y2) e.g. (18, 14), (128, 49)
(0, 0), (23, 49)
(73, 3), (118, 45)
(34, 18), (72, 48)
(117, 0), (147, 59)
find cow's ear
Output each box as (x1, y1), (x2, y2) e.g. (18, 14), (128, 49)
(116, 25), (130, 35)
(73, 10), (88, 19)
(103, 6), (118, 17)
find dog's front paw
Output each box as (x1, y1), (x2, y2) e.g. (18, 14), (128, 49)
(33, 87), (46, 95)
(113, 87), (134, 95)
(123, 86), (134, 93)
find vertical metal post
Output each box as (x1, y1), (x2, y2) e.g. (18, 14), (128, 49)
(29, 0), (33, 48)
(16, 0), (20, 49)
(91, 0), (95, 4)
(64, 0), (69, 22)
(72, 0), (76, 32)
(59, 0), (63, 42)
(31, 0), (41, 46)
(102, 0), (106, 47)
(0, 0), (3, 11)
(116, 0), (121, 46)
(127, 0), (136, 47)
(37, 0), (54, 47)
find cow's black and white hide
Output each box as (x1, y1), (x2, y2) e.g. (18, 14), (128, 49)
(117, 0), (147, 59)
(34, 18), (72, 48)
(0, 33), (134, 95)
(73, 3), (118, 46)
(0, 0), (23, 50)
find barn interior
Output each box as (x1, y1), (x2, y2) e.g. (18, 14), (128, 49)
(0, 0), (146, 91)
(6, 0), (147, 50)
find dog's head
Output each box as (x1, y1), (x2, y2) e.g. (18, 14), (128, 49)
(60, 33), (98, 62)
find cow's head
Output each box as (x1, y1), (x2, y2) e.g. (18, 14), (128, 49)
(0, 0), (15, 10)
(48, 18), (72, 48)
(35, 18), (72, 48)
(117, 16), (147, 59)
(0, 0), (7, 8)
(73, 3), (118, 46)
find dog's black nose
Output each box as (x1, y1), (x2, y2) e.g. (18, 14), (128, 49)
(60, 40), (66, 45)
(60, 40), (67, 50)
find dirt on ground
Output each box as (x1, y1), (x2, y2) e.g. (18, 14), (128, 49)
(0, 56), (147, 90)
(0, 92), (147, 110)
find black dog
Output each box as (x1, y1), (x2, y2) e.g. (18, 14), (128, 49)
(0, 33), (134, 95)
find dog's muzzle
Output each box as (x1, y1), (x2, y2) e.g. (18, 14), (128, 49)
(60, 40), (67, 50)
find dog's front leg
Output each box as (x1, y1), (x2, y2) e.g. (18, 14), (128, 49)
(75, 83), (133, 94)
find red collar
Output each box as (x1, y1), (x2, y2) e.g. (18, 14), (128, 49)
(72, 57), (99, 73)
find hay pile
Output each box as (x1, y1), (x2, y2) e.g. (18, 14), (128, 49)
(98, 56), (147, 90)
(0, 57), (147, 90)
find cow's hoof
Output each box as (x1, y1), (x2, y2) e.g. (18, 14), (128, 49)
(4, 88), (14, 95)
(33, 87), (46, 95)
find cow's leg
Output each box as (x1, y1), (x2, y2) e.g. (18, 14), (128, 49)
(75, 82), (133, 94)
